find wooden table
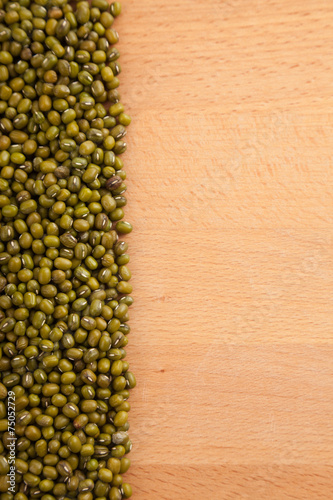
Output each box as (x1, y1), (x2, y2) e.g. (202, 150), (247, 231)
(116, 1), (333, 498)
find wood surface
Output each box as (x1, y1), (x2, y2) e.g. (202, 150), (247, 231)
(115, 1), (333, 498)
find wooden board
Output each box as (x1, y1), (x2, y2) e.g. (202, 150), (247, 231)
(115, 1), (333, 498)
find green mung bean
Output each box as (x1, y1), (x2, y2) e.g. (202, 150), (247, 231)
(0, 0), (134, 497)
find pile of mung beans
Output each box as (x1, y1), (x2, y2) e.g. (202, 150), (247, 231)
(0, 0), (135, 498)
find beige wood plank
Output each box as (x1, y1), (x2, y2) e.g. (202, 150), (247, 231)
(114, 1), (333, 497)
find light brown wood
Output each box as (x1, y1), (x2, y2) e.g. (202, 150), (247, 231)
(115, 1), (333, 498)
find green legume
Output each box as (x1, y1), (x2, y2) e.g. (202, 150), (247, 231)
(0, 1), (134, 495)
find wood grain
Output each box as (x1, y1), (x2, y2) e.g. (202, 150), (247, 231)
(114, 1), (333, 498)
